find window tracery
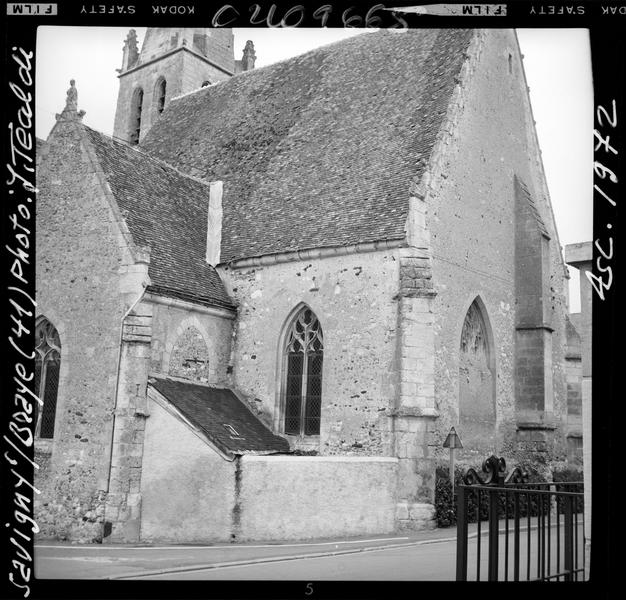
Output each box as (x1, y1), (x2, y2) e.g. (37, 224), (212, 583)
(34, 317), (61, 439)
(168, 326), (210, 383)
(283, 308), (323, 436)
(461, 302), (487, 355)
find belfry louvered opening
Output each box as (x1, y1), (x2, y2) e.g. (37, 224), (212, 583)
(130, 87), (144, 145)
(155, 77), (167, 115)
(283, 307), (323, 436)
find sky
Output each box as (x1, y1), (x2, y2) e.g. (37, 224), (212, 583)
(35, 27), (593, 311)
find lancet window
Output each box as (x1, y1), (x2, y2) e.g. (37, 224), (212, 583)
(34, 317), (61, 439)
(283, 307), (324, 436)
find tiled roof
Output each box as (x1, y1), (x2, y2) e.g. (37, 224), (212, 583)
(84, 127), (234, 309)
(149, 376), (290, 456)
(142, 29), (474, 262)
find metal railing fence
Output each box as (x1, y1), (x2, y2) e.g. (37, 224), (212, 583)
(455, 457), (585, 581)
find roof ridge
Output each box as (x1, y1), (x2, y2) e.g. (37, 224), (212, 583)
(84, 125), (215, 189)
(168, 30), (379, 104)
(142, 28), (475, 263)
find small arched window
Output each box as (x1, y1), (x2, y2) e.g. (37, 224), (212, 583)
(34, 317), (61, 439)
(283, 307), (323, 436)
(155, 78), (167, 115)
(129, 87), (144, 145)
(169, 326), (210, 383)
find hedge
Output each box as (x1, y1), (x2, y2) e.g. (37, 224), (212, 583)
(435, 465), (584, 528)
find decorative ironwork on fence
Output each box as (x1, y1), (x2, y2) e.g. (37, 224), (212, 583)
(456, 455), (585, 581)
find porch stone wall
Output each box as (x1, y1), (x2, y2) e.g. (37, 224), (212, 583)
(238, 455), (398, 541)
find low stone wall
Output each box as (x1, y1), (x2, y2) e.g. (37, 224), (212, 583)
(237, 455), (398, 541)
(141, 400), (398, 543)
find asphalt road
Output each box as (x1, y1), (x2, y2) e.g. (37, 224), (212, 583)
(35, 521), (585, 581)
(126, 526), (584, 581)
(131, 541), (458, 581)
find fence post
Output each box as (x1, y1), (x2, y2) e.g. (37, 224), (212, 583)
(456, 485), (469, 581)
(513, 492), (520, 581)
(488, 488), (499, 581)
(564, 494), (574, 582)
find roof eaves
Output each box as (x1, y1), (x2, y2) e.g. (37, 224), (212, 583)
(223, 237), (408, 269)
(146, 284), (236, 311)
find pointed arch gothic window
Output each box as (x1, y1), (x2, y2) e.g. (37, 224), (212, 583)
(459, 299), (496, 445)
(34, 317), (61, 439)
(283, 307), (323, 436)
(460, 303), (488, 356)
(129, 87), (144, 145)
(155, 78), (167, 115)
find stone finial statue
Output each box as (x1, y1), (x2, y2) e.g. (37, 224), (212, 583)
(65, 79), (78, 111)
(242, 40), (256, 71)
(55, 79), (85, 121)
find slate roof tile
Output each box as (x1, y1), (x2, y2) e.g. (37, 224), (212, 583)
(84, 127), (235, 309)
(142, 29), (474, 263)
(149, 376), (290, 456)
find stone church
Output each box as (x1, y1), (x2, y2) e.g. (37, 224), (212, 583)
(35, 28), (579, 544)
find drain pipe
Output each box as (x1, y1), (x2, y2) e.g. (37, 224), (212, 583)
(100, 280), (148, 495)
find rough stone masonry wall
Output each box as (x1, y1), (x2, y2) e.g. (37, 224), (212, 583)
(423, 30), (569, 469)
(35, 120), (138, 542)
(148, 300), (234, 386)
(220, 250), (401, 455)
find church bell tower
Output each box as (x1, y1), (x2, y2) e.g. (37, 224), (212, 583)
(113, 28), (256, 145)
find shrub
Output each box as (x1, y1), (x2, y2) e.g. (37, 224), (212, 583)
(435, 467), (457, 527)
(434, 464), (551, 528)
(552, 467), (584, 514)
